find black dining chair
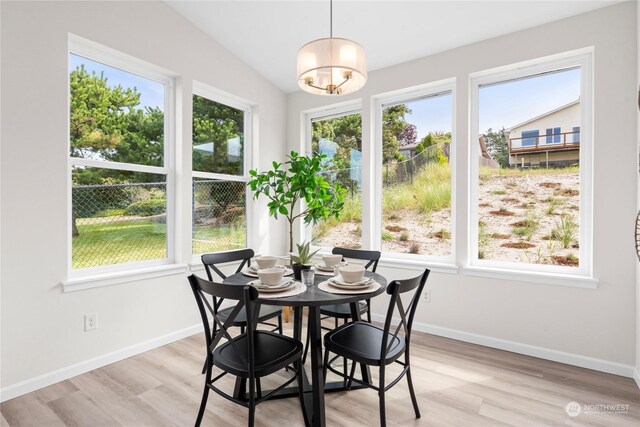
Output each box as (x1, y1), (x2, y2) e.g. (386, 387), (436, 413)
(303, 248), (381, 370)
(320, 247), (381, 324)
(201, 249), (283, 335)
(322, 268), (430, 427)
(188, 274), (305, 427)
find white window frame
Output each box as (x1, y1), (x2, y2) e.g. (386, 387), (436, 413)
(466, 48), (594, 283)
(372, 79), (457, 265)
(191, 83), (253, 259)
(66, 35), (177, 282)
(302, 101), (363, 250)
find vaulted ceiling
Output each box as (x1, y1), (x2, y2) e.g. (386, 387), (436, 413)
(167, 1), (622, 93)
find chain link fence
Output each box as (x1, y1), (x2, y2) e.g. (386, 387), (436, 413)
(72, 181), (168, 269)
(72, 179), (247, 269)
(192, 179), (246, 254)
(318, 143), (450, 191)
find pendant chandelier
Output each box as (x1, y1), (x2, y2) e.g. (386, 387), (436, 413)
(296, 0), (367, 96)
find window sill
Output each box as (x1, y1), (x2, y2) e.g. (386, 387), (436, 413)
(314, 250), (458, 275)
(62, 263), (188, 292)
(463, 266), (598, 289)
(378, 258), (459, 275)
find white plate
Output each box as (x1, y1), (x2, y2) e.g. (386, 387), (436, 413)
(327, 279), (373, 291)
(315, 261), (348, 272)
(243, 267), (293, 278)
(248, 279), (295, 292)
(331, 275), (373, 286)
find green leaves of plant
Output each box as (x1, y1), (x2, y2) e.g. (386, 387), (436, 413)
(247, 150), (347, 250)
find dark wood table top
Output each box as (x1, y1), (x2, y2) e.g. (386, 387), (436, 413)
(223, 270), (388, 307)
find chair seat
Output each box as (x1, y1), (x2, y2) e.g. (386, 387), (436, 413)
(218, 304), (281, 326)
(320, 302), (367, 319)
(324, 322), (405, 366)
(214, 331), (303, 378)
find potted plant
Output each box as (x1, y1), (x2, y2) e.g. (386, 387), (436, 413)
(289, 240), (319, 280)
(247, 150), (346, 253)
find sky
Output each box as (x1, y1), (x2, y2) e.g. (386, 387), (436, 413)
(403, 67), (581, 140)
(400, 93), (453, 141)
(70, 53), (580, 141)
(69, 54), (165, 110)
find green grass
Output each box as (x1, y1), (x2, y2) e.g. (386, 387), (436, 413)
(383, 162), (451, 214)
(73, 219), (245, 269)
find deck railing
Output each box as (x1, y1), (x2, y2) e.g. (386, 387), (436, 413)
(509, 130), (580, 154)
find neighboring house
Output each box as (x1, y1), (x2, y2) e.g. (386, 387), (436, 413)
(507, 100), (580, 167)
(399, 142), (419, 158)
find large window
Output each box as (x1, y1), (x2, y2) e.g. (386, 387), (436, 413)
(308, 109), (363, 249)
(471, 52), (592, 275)
(379, 90), (454, 258)
(192, 88), (250, 254)
(69, 47), (173, 271)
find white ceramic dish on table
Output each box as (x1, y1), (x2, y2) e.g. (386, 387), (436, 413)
(338, 265), (366, 283)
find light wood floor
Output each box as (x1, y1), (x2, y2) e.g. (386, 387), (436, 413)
(2, 320), (639, 427)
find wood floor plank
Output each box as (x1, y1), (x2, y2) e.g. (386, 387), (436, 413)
(0, 394), (66, 427)
(2, 323), (639, 427)
(47, 391), (120, 427)
(99, 358), (162, 396)
(69, 370), (176, 427)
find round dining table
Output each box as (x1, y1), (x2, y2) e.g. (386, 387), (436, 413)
(223, 269), (387, 427)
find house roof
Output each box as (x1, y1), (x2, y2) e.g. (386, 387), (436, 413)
(507, 99), (580, 131)
(400, 143), (420, 150)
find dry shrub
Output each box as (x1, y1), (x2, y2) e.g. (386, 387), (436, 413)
(539, 182), (561, 188)
(490, 209), (515, 217)
(501, 242), (536, 249)
(490, 233), (511, 239)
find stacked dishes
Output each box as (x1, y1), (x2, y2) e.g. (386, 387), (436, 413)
(250, 267), (296, 293)
(327, 265), (374, 290)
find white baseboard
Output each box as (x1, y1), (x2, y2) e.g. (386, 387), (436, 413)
(634, 368), (640, 389)
(371, 314), (635, 378)
(0, 324), (202, 403)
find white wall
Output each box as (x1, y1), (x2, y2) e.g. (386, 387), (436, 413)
(289, 2), (638, 373)
(636, 0), (640, 389)
(0, 1), (287, 396)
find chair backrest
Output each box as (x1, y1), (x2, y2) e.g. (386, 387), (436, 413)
(380, 269), (430, 361)
(187, 274), (259, 373)
(332, 247), (381, 272)
(201, 248), (255, 281)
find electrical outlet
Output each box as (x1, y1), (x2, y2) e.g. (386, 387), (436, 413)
(423, 290), (431, 303)
(84, 313), (98, 331)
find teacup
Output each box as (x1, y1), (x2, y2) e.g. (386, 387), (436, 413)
(255, 256), (278, 269)
(339, 265), (365, 283)
(257, 267), (285, 286)
(322, 254), (343, 267)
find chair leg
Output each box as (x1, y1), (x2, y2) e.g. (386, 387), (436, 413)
(196, 360), (212, 427)
(256, 377), (262, 399)
(322, 348), (330, 383)
(296, 358), (307, 423)
(406, 366), (421, 419)
(248, 377), (255, 427)
(346, 360), (357, 390)
(342, 318), (347, 386)
(302, 315), (310, 364)
(379, 366), (386, 427)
